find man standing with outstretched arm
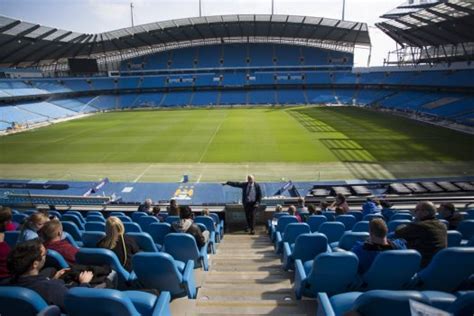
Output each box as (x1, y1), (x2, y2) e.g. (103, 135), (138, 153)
(223, 175), (262, 235)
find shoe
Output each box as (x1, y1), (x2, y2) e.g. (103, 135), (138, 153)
(250, 230), (255, 235)
(244, 227), (249, 233)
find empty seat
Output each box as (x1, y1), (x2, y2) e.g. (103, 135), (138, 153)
(163, 233), (209, 271)
(146, 222), (172, 250)
(0, 286), (61, 316)
(123, 222), (142, 233)
(335, 215), (357, 231)
(283, 233), (328, 271)
(136, 216), (159, 231)
(307, 215), (327, 232)
(387, 219), (411, 233)
(352, 221), (370, 233)
(318, 222), (346, 243)
(274, 223), (311, 254)
(457, 220), (474, 240)
(126, 232), (159, 252)
(84, 221), (106, 232)
(447, 230), (463, 247)
(81, 231), (105, 248)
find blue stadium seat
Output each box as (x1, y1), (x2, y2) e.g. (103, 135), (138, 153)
(76, 248), (137, 289)
(61, 221), (83, 244)
(146, 222), (171, 251)
(274, 222), (311, 254)
(64, 211), (85, 223)
(86, 215), (105, 223)
(267, 212), (289, 235)
(86, 211), (103, 218)
(137, 216), (159, 231)
(447, 230), (463, 247)
(109, 211), (127, 217)
(194, 216), (217, 253)
(81, 231), (105, 248)
(126, 232), (159, 252)
(65, 287), (171, 316)
(318, 222), (346, 244)
(84, 221), (106, 232)
(457, 220), (474, 240)
(352, 221), (370, 233)
(62, 214), (85, 230)
(390, 213), (413, 221)
(208, 213), (224, 240)
(347, 211), (363, 222)
(359, 250), (421, 290)
(4, 231), (20, 247)
(270, 215), (299, 242)
(132, 252), (196, 299)
(163, 233), (209, 271)
(124, 222), (143, 233)
(307, 215), (327, 232)
(131, 212), (147, 222)
(321, 211), (336, 221)
(164, 215), (180, 225)
(283, 233), (328, 271)
(48, 210), (62, 220)
(411, 247), (474, 291)
(45, 249), (70, 269)
(330, 232), (369, 251)
(335, 215), (357, 231)
(363, 214), (384, 222)
(387, 219), (411, 233)
(116, 215), (132, 223)
(0, 286), (61, 316)
(294, 252), (359, 299)
(12, 213), (28, 224)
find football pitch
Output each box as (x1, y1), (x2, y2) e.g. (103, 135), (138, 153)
(0, 106), (473, 182)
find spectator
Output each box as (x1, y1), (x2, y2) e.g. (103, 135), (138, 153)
(39, 220), (78, 266)
(7, 239), (93, 312)
(438, 202), (463, 230)
(0, 206), (18, 232)
(152, 206), (165, 222)
(137, 198), (153, 214)
(168, 199), (179, 216)
(172, 206), (209, 248)
(296, 197), (308, 214)
(18, 212), (50, 243)
(362, 199), (381, 217)
(395, 201), (447, 268)
(288, 205), (302, 222)
(307, 204), (318, 215)
(351, 218), (406, 274)
(319, 201), (331, 213)
(275, 205), (283, 213)
(0, 232), (11, 281)
(202, 208), (210, 216)
(331, 193), (350, 214)
(97, 217), (139, 272)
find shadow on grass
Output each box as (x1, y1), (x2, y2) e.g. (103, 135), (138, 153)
(288, 106), (474, 179)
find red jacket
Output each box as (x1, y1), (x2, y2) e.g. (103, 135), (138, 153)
(0, 242), (11, 278)
(45, 239), (78, 266)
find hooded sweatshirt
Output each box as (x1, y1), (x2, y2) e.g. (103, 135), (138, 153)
(172, 219), (206, 248)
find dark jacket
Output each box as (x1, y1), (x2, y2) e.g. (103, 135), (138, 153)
(13, 275), (90, 312)
(351, 239), (407, 274)
(97, 235), (139, 272)
(443, 212), (464, 230)
(172, 219), (206, 248)
(395, 218), (447, 268)
(226, 181), (262, 205)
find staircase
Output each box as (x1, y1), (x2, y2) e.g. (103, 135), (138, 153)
(174, 227), (316, 315)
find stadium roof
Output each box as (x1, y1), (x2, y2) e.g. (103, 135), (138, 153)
(0, 14), (370, 67)
(376, 0), (474, 47)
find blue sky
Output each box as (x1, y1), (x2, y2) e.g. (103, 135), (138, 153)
(0, 0), (403, 66)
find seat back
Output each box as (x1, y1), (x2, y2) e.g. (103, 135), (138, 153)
(335, 215), (357, 230)
(387, 219), (411, 233)
(275, 216), (299, 234)
(109, 212), (126, 217)
(273, 212), (290, 220)
(81, 231), (105, 248)
(116, 215), (132, 223)
(131, 212), (147, 222)
(65, 287), (140, 316)
(308, 252), (359, 296)
(417, 247), (474, 291)
(137, 216), (159, 231)
(45, 249), (70, 269)
(126, 232), (158, 252)
(61, 221), (83, 241)
(194, 216), (216, 233)
(447, 230), (463, 247)
(307, 215), (327, 232)
(123, 222), (142, 233)
(363, 214), (384, 222)
(390, 213), (413, 221)
(62, 232), (80, 248)
(352, 221), (370, 233)
(449, 291), (474, 316)
(164, 216), (180, 225)
(363, 250), (421, 290)
(292, 233), (328, 263)
(318, 222), (346, 243)
(352, 290), (430, 316)
(64, 211), (85, 224)
(132, 252), (185, 297)
(0, 286), (53, 316)
(164, 233), (200, 263)
(84, 221), (106, 232)
(321, 211), (336, 221)
(347, 211), (363, 222)
(337, 232), (369, 251)
(4, 231), (20, 247)
(48, 211), (62, 220)
(282, 223), (311, 244)
(208, 213), (220, 225)
(146, 222), (172, 246)
(85, 215), (105, 223)
(457, 220), (474, 240)
(76, 248), (131, 288)
(12, 213), (28, 224)
(62, 214), (84, 230)
(86, 211), (103, 218)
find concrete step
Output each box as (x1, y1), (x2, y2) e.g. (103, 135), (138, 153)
(194, 299), (316, 315)
(197, 288), (295, 301)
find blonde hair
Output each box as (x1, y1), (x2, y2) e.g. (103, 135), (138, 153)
(100, 216), (125, 250)
(202, 208), (210, 216)
(21, 212), (49, 233)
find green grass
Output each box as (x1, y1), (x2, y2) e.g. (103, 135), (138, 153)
(0, 106), (472, 181)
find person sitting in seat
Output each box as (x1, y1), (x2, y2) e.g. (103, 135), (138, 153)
(168, 199), (179, 216)
(39, 220), (78, 266)
(0, 206), (19, 232)
(351, 219), (406, 274)
(18, 212), (50, 243)
(7, 239), (93, 312)
(362, 198), (381, 217)
(172, 206), (209, 248)
(97, 217), (140, 272)
(287, 205), (302, 222)
(319, 201), (331, 213)
(395, 201), (447, 268)
(137, 198), (153, 214)
(438, 202), (463, 230)
(331, 193), (350, 214)
(152, 206), (164, 222)
(0, 231), (11, 281)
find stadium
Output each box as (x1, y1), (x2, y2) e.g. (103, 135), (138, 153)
(0, 0), (473, 315)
